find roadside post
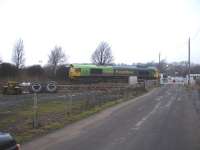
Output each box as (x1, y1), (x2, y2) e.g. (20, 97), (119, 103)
(68, 95), (73, 116)
(64, 95), (68, 116)
(33, 93), (38, 128)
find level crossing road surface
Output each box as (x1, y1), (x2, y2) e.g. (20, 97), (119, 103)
(23, 84), (200, 150)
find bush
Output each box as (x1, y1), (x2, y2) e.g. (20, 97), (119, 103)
(0, 63), (18, 79)
(43, 65), (54, 79)
(43, 64), (69, 81)
(56, 65), (69, 80)
(25, 65), (45, 77)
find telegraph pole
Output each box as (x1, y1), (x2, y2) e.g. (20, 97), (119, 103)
(159, 52), (161, 64)
(188, 37), (191, 85)
(159, 52), (161, 71)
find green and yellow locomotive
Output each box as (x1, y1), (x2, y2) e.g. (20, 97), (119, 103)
(68, 64), (160, 83)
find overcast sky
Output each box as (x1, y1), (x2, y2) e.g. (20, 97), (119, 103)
(0, 0), (200, 66)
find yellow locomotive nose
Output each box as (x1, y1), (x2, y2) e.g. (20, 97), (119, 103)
(69, 67), (81, 79)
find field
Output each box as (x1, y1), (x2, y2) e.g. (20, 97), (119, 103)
(0, 82), (158, 143)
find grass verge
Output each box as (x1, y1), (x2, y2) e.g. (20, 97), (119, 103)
(0, 89), (147, 144)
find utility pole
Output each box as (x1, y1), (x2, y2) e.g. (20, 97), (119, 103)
(159, 52), (161, 71)
(188, 37), (191, 85)
(159, 52), (161, 64)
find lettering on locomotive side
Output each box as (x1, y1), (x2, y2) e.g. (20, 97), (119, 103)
(114, 70), (132, 75)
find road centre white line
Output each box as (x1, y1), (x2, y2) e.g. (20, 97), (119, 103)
(165, 99), (173, 108)
(134, 101), (161, 129)
(155, 96), (163, 101)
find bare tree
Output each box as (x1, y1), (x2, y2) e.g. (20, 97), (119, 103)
(48, 46), (66, 75)
(12, 38), (25, 69)
(157, 59), (168, 73)
(91, 41), (114, 65)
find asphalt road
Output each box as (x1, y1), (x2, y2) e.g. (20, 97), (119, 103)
(23, 84), (200, 150)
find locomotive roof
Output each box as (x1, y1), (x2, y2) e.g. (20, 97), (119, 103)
(70, 64), (113, 69)
(113, 65), (137, 69)
(113, 65), (158, 71)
